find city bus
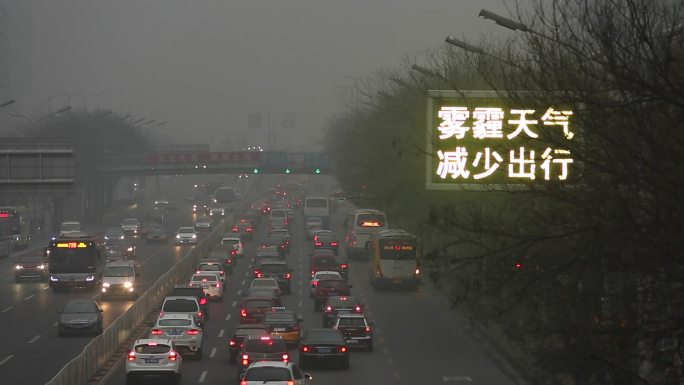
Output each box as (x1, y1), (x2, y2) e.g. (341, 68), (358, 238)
(368, 229), (420, 290)
(0, 207), (32, 250)
(303, 196), (331, 229)
(344, 209), (387, 259)
(47, 233), (104, 292)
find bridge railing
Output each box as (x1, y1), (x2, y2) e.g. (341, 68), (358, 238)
(44, 219), (228, 385)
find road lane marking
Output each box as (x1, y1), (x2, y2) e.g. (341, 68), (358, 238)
(1, 306), (12, 313)
(210, 348), (217, 358)
(386, 357), (396, 366)
(199, 370), (207, 382)
(382, 347), (389, 354)
(28, 334), (41, 344)
(24, 294), (35, 301)
(298, 289), (302, 296)
(225, 314), (231, 321)
(241, 280), (246, 285)
(442, 376), (473, 382)
(0, 355), (13, 366)
(218, 329), (225, 338)
(393, 371), (401, 380)
(298, 300), (302, 308)
(237, 289), (242, 296)
(231, 300), (237, 307)
(43, 286), (49, 290)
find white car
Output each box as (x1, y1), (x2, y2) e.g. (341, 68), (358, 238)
(175, 227), (198, 245)
(220, 237), (243, 257)
(121, 218), (142, 236)
(59, 221), (81, 237)
(101, 260), (139, 299)
(240, 361), (311, 385)
(310, 271), (342, 298)
(149, 313), (204, 359)
(126, 338), (182, 385)
(249, 277), (281, 296)
(189, 273), (223, 301)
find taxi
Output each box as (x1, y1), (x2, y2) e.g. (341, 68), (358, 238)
(262, 308), (302, 346)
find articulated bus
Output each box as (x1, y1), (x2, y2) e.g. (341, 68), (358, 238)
(0, 207), (32, 250)
(368, 229), (420, 290)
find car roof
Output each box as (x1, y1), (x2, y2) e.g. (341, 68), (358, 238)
(105, 260), (135, 267)
(134, 338), (173, 346)
(336, 313), (367, 319)
(66, 299), (97, 305)
(314, 271), (340, 276)
(257, 260), (288, 266)
(247, 361), (293, 370)
(163, 295), (198, 301)
(251, 278), (278, 283)
(178, 227), (195, 231)
(326, 296), (359, 305)
(222, 237), (241, 241)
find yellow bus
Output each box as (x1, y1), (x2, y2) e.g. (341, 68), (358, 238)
(368, 229), (420, 290)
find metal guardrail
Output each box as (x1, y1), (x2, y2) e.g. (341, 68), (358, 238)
(44, 220), (229, 385)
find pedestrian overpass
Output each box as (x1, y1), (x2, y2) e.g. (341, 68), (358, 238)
(96, 150), (332, 177)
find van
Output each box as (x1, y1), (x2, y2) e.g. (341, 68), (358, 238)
(59, 221), (82, 237)
(303, 197), (330, 229)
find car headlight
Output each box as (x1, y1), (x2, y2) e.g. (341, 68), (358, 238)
(50, 275), (59, 281)
(102, 282), (110, 288)
(38, 265), (45, 270)
(15, 265), (23, 270)
(133, 230), (138, 234)
(123, 281), (133, 288)
(127, 247), (134, 252)
(104, 236), (110, 240)
(192, 234), (197, 239)
(176, 234), (181, 239)
(86, 275), (95, 282)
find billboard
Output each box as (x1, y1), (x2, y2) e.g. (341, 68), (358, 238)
(426, 90), (577, 190)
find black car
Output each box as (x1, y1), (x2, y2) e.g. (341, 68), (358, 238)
(205, 249), (236, 272)
(259, 237), (288, 257)
(322, 296), (364, 327)
(227, 324), (270, 363)
(237, 335), (289, 379)
(334, 313), (373, 350)
(253, 261), (293, 294)
(169, 285), (210, 320)
(57, 299), (104, 336)
(14, 255), (48, 281)
(299, 328), (349, 369)
(313, 230), (339, 255)
(313, 279), (352, 311)
(254, 246), (283, 263)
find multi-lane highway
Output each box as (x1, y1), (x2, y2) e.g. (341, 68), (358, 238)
(0, 175), (221, 385)
(99, 175), (521, 385)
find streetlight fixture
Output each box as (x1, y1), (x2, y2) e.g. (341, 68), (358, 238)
(48, 93), (70, 113)
(478, 9), (529, 32)
(133, 118), (146, 124)
(411, 64), (447, 81)
(154, 121), (167, 127)
(0, 99), (15, 108)
(7, 106), (71, 134)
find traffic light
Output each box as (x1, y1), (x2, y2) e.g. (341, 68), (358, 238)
(253, 168), (260, 174)
(285, 168), (291, 174)
(314, 168), (321, 174)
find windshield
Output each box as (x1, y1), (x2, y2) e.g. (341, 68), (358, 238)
(63, 301), (96, 313)
(178, 228), (195, 234)
(251, 280), (277, 288)
(121, 219), (138, 225)
(60, 223), (80, 232)
(198, 264), (221, 271)
(48, 246), (97, 273)
(158, 319), (192, 327)
(306, 198), (328, 208)
(222, 239), (239, 246)
(245, 299), (274, 308)
(244, 339), (287, 353)
(260, 264), (290, 274)
(163, 299), (199, 312)
(135, 344), (170, 354)
(337, 318), (367, 327)
(103, 266), (134, 277)
(312, 256), (337, 266)
(192, 275), (217, 282)
(244, 367), (291, 381)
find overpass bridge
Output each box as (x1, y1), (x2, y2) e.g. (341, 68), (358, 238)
(97, 150), (332, 177)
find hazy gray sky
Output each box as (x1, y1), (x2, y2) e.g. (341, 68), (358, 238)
(23, 0), (513, 150)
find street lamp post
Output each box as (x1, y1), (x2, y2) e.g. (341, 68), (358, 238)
(48, 93), (70, 113)
(7, 106), (72, 135)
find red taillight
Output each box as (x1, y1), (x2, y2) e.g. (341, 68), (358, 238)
(220, 271), (224, 276)
(231, 250), (237, 255)
(168, 351), (178, 361)
(314, 242), (322, 247)
(186, 329), (200, 335)
(241, 308), (247, 317)
(150, 329), (163, 335)
(232, 227), (239, 232)
(311, 270), (315, 276)
(282, 353), (289, 361)
(196, 270), (201, 274)
(241, 354), (249, 366)
(312, 281), (319, 287)
(331, 242), (338, 246)
(301, 345), (309, 352)
(226, 258), (233, 264)
(325, 306), (333, 312)
(292, 324), (300, 331)
(127, 350), (136, 361)
(341, 263), (348, 269)
(340, 346), (347, 353)
(241, 381), (248, 385)
(365, 326), (372, 333)
(257, 273), (264, 278)
(199, 298), (207, 305)
(246, 227), (253, 232)
(198, 311), (203, 318)
(215, 283), (220, 288)
(229, 339), (236, 346)
(355, 306), (362, 313)
(285, 273), (292, 279)
(287, 381), (295, 385)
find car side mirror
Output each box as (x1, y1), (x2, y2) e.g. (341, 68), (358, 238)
(304, 373), (312, 380)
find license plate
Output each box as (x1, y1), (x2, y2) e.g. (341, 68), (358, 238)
(346, 339), (358, 343)
(337, 309), (350, 313)
(144, 358), (160, 364)
(317, 348), (331, 353)
(167, 330), (182, 335)
(273, 327), (287, 332)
